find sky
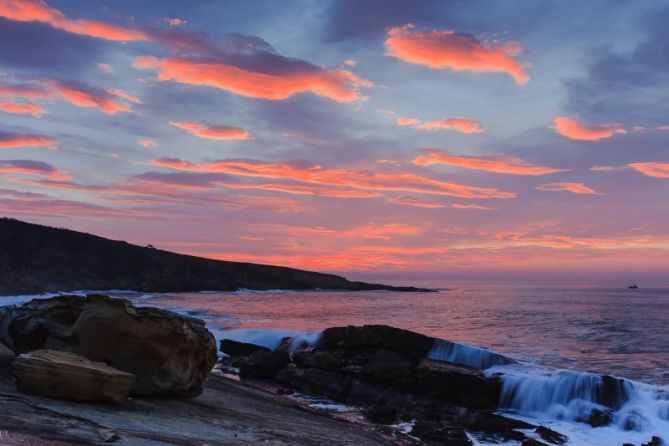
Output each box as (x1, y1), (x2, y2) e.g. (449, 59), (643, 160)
(1, 0), (669, 282)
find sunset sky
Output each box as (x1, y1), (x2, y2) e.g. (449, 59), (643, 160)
(1, 0), (668, 281)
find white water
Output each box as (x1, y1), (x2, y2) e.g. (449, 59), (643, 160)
(428, 338), (516, 370)
(217, 328), (322, 353)
(427, 340), (669, 445)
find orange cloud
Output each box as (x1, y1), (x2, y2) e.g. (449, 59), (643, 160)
(0, 0), (147, 41)
(0, 101), (44, 117)
(387, 196), (444, 208)
(553, 117), (626, 141)
(385, 23), (529, 84)
(535, 182), (600, 195)
(397, 117), (421, 127)
(134, 56), (373, 103)
(412, 151), (567, 176)
(0, 132), (56, 149)
(398, 117), (484, 133)
(590, 165), (616, 172)
(170, 121), (250, 140)
(627, 162), (669, 178)
(0, 79), (134, 115)
(151, 158), (516, 200)
(451, 203), (493, 210)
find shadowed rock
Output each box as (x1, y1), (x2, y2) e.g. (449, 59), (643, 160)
(13, 350), (135, 404)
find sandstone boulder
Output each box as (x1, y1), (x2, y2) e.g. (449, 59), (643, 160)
(13, 349), (135, 404)
(0, 294), (217, 397)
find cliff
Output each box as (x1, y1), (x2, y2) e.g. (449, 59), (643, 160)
(0, 218), (428, 295)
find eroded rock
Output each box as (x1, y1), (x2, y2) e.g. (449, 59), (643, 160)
(0, 294), (217, 397)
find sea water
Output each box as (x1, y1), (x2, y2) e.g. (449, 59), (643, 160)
(2, 280), (668, 445)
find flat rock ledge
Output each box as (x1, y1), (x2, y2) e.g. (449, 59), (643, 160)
(13, 349), (135, 404)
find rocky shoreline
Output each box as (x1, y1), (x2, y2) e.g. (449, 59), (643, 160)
(0, 294), (664, 446)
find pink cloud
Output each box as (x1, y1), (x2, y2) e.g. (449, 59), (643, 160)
(0, 79), (135, 115)
(627, 162), (669, 178)
(0, 0), (147, 41)
(170, 121), (250, 140)
(535, 182), (600, 195)
(0, 101), (44, 117)
(385, 23), (529, 84)
(553, 117), (626, 141)
(399, 117), (484, 133)
(138, 139), (157, 148)
(413, 151), (567, 176)
(0, 159), (69, 180)
(451, 203), (493, 210)
(0, 131), (56, 149)
(387, 196), (445, 208)
(151, 157), (516, 200)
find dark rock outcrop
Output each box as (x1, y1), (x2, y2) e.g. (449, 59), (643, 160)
(220, 339), (271, 357)
(0, 217), (431, 295)
(239, 349), (290, 380)
(0, 294), (217, 397)
(13, 349), (135, 404)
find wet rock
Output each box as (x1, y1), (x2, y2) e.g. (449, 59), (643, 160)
(0, 294), (217, 397)
(581, 408), (613, 427)
(522, 440), (550, 446)
(642, 436), (666, 446)
(13, 349), (135, 404)
(317, 325), (434, 360)
(276, 365), (352, 400)
(239, 349), (290, 380)
(597, 375), (630, 409)
(466, 412), (533, 441)
(415, 359), (499, 409)
(363, 349), (415, 385)
(220, 339), (270, 357)
(294, 348), (343, 372)
(363, 405), (398, 424)
(535, 426), (567, 444)
(622, 410), (649, 431)
(410, 420), (472, 446)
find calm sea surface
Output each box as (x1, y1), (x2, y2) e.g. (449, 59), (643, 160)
(116, 280), (669, 386)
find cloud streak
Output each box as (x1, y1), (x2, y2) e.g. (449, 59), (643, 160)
(170, 121), (250, 140)
(535, 182), (600, 195)
(385, 23), (529, 84)
(0, 131), (56, 149)
(398, 117), (484, 133)
(0, 159), (69, 180)
(134, 56), (372, 103)
(413, 151), (567, 176)
(0, 79), (136, 115)
(151, 158), (516, 200)
(0, 0), (147, 42)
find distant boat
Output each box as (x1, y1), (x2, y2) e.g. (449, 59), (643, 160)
(628, 284), (639, 289)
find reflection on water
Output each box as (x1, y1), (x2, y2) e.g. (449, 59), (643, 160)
(120, 281), (669, 386)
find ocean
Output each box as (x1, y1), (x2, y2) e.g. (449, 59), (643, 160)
(2, 280), (668, 445)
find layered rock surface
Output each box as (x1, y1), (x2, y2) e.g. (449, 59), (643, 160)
(13, 349), (135, 404)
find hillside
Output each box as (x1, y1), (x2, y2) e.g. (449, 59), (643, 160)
(0, 218), (427, 295)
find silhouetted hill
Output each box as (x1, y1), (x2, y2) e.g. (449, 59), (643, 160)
(0, 218), (429, 295)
